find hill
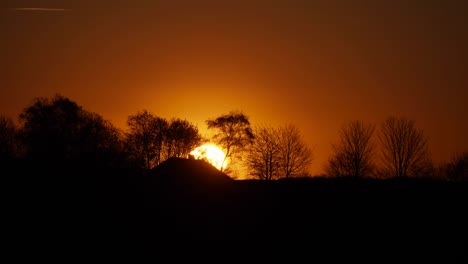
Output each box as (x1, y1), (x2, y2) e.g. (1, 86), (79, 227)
(147, 157), (234, 185)
(12, 157), (464, 255)
(105, 159), (466, 246)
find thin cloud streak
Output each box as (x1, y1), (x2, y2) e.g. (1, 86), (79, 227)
(13, 8), (70, 12)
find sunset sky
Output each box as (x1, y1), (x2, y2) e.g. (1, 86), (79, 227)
(1, 1), (467, 175)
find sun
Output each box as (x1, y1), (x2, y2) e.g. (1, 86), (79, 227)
(190, 144), (227, 170)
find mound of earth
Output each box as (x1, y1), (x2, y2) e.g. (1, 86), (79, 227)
(147, 157), (234, 187)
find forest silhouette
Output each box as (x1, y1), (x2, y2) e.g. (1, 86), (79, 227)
(1, 94), (467, 251)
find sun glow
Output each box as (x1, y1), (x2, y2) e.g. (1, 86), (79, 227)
(190, 144), (227, 170)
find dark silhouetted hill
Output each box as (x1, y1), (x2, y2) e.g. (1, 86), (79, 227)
(142, 157), (235, 200)
(120, 160), (466, 247)
(8, 156), (466, 257)
(148, 157), (233, 185)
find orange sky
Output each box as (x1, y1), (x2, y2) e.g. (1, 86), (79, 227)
(1, 1), (468, 175)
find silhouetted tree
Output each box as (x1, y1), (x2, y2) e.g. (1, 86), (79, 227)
(247, 124), (313, 180)
(19, 95), (80, 162)
(164, 118), (203, 159)
(278, 124), (313, 178)
(79, 111), (125, 167)
(324, 152), (349, 178)
(441, 152), (468, 182)
(18, 94), (124, 168)
(325, 120), (375, 178)
(246, 125), (281, 180)
(206, 110), (254, 172)
(126, 110), (168, 171)
(379, 116), (432, 178)
(0, 115), (21, 162)
(20, 95), (121, 166)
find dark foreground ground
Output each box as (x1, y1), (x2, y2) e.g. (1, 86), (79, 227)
(7, 159), (467, 258)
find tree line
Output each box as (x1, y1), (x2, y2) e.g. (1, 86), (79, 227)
(0, 94), (466, 181)
(324, 119), (466, 181)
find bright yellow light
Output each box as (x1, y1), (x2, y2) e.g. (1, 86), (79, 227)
(190, 144), (227, 170)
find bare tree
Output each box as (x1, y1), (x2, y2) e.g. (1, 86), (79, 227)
(278, 124), (313, 178)
(206, 111), (254, 172)
(324, 152), (349, 178)
(246, 125), (281, 180)
(441, 152), (468, 182)
(379, 116), (432, 178)
(126, 110), (168, 170)
(247, 124), (313, 180)
(324, 120), (375, 178)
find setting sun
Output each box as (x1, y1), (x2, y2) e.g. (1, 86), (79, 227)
(190, 144), (227, 171)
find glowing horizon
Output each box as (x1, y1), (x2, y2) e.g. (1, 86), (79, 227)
(2, 1), (467, 176)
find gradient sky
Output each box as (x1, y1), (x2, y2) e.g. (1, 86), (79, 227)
(1, 0), (467, 175)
